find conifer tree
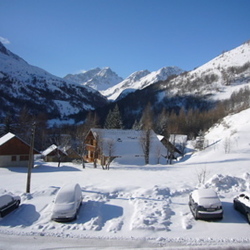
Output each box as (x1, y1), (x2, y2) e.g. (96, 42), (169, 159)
(104, 104), (123, 129)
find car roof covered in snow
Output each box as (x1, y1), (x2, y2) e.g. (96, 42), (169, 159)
(0, 194), (13, 207)
(192, 189), (219, 202)
(55, 183), (81, 204)
(237, 193), (250, 206)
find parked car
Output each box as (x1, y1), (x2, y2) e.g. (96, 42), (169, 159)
(233, 192), (250, 223)
(189, 188), (223, 220)
(0, 194), (21, 217)
(51, 183), (82, 222)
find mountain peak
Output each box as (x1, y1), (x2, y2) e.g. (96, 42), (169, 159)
(101, 66), (184, 100)
(64, 67), (123, 91)
(0, 42), (8, 56)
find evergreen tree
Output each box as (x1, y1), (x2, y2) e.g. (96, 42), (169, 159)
(104, 104), (123, 129)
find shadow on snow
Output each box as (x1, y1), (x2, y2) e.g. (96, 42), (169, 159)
(0, 204), (40, 227)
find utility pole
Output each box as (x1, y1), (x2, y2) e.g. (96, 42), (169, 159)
(26, 122), (36, 193)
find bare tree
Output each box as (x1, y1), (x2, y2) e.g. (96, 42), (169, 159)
(139, 103), (154, 165)
(155, 144), (162, 164)
(102, 139), (116, 170)
(196, 166), (209, 186)
(224, 137), (231, 154)
(93, 131), (103, 168)
(140, 129), (152, 165)
(75, 125), (87, 168)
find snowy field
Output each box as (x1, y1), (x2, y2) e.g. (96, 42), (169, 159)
(1, 108), (250, 249)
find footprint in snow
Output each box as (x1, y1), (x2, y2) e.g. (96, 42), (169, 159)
(181, 212), (194, 230)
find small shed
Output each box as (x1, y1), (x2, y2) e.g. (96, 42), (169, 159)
(0, 132), (39, 167)
(41, 144), (80, 162)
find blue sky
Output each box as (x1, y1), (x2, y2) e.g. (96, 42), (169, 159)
(0, 0), (250, 78)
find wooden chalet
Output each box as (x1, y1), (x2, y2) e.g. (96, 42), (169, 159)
(84, 128), (169, 165)
(41, 144), (80, 162)
(0, 132), (39, 167)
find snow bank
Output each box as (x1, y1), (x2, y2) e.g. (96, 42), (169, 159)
(205, 173), (249, 192)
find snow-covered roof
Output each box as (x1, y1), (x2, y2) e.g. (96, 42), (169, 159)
(41, 144), (58, 156)
(91, 128), (146, 140)
(0, 132), (15, 146)
(41, 144), (69, 156)
(89, 129), (168, 163)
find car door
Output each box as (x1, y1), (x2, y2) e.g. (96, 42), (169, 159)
(236, 195), (246, 213)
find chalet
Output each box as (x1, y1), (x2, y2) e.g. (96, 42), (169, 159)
(41, 144), (80, 162)
(169, 134), (187, 155)
(0, 132), (39, 167)
(159, 134), (187, 160)
(84, 128), (169, 165)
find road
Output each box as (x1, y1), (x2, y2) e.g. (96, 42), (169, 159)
(1, 234), (250, 250)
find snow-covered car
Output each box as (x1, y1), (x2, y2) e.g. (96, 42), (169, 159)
(188, 189), (223, 220)
(51, 183), (82, 222)
(0, 194), (21, 217)
(234, 193), (250, 223)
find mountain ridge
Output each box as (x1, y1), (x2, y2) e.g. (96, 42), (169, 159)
(64, 65), (184, 101)
(97, 41), (250, 129)
(0, 41), (249, 127)
(101, 66), (184, 100)
(0, 42), (108, 123)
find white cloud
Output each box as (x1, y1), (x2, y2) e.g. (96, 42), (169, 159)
(0, 36), (10, 44)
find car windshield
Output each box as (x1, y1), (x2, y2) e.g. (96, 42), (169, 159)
(199, 197), (220, 205)
(0, 195), (13, 207)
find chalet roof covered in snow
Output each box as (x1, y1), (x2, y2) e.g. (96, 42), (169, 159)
(89, 129), (168, 164)
(42, 144), (69, 156)
(0, 132), (15, 146)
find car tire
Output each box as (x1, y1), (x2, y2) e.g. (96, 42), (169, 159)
(246, 213), (250, 224)
(16, 201), (20, 208)
(234, 202), (238, 210)
(194, 209), (199, 220)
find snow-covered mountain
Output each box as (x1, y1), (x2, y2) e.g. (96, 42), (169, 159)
(0, 42), (108, 122)
(64, 67), (123, 91)
(104, 41), (250, 129)
(101, 66), (184, 100)
(161, 41), (250, 100)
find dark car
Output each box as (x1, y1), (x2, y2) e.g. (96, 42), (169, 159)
(189, 188), (223, 220)
(234, 193), (250, 223)
(0, 194), (21, 217)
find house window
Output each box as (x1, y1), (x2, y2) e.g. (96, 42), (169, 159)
(11, 156), (17, 161)
(20, 155), (29, 161)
